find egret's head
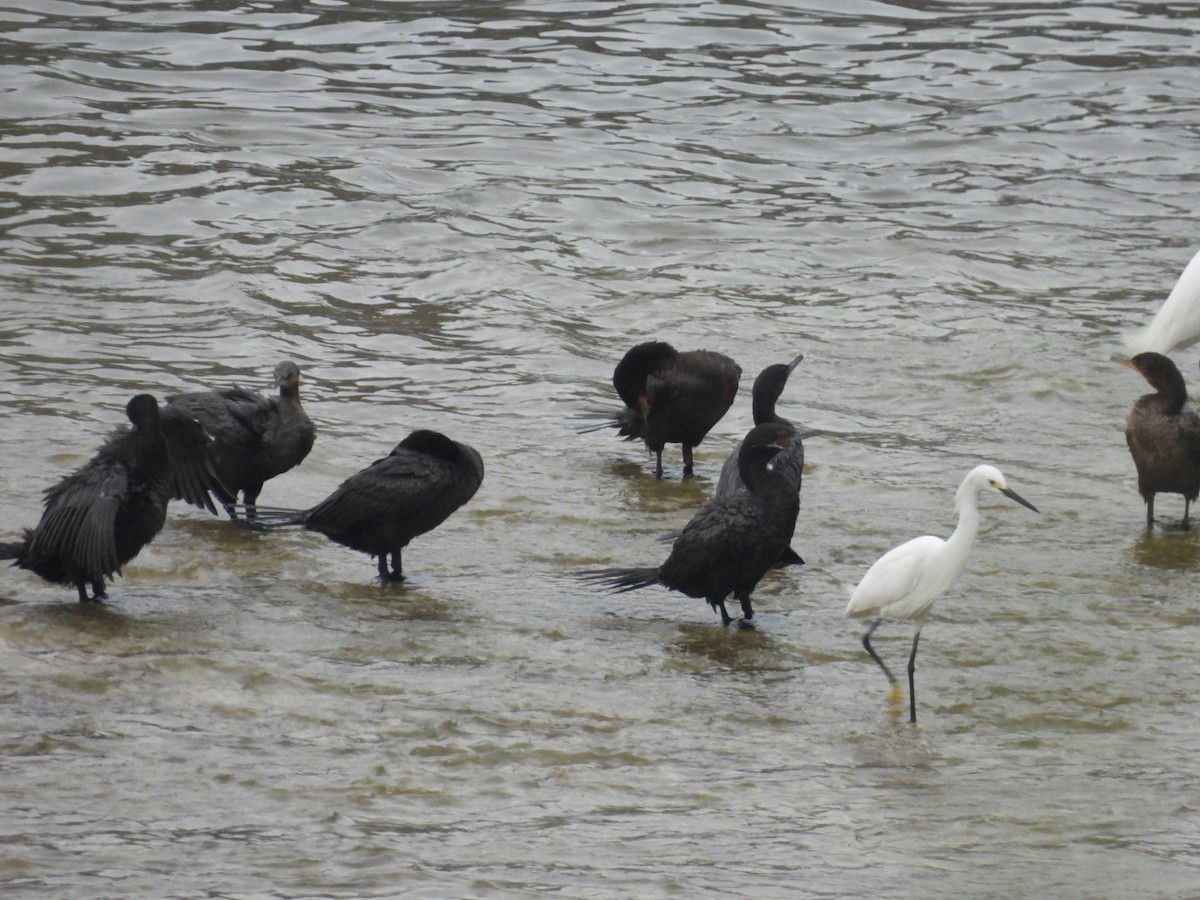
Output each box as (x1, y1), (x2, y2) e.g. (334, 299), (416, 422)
(967, 464), (1039, 513)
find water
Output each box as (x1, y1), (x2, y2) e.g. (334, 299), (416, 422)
(2, 1), (1200, 896)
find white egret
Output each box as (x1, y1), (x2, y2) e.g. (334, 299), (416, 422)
(1112, 351), (1200, 529)
(1126, 247), (1200, 355)
(844, 464), (1039, 724)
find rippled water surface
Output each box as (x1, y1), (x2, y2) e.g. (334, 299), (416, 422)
(3, 1), (1200, 896)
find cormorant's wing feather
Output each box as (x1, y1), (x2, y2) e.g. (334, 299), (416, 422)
(302, 451), (457, 534)
(161, 407), (224, 514)
(31, 464), (124, 577)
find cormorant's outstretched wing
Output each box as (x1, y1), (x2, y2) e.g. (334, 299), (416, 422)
(31, 461), (125, 579)
(161, 407), (224, 514)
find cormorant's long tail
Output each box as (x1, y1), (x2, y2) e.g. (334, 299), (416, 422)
(0, 535), (28, 561)
(573, 408), (643, 440)
(233, 506), (308, 530)
(578, 567), (661, 593)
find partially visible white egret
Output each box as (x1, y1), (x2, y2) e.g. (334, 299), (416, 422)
(844, 465), (1040, 724)
(1126, 247), (1200, 355)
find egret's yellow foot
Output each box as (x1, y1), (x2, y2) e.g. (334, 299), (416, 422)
(886, 682), (902, 706)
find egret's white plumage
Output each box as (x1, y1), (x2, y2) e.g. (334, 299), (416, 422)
(845, 464), (1039, 723)
(1126, 248), (1200, 355)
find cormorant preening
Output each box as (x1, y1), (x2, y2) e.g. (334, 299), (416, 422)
(581, 421), (800, 625)
(251, 429), (483, 582)
(586, 341), (741, 479)
(167, 360), (315, 520)
(1114, 351), (1200, 529)
(0, 394), (222, 603)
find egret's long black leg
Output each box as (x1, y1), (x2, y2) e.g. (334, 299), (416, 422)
(862, 618), (896, 685)
(907, 629), (922, 724)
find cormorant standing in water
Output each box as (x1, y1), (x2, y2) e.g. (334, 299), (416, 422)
(0, 394), (222, 603)
(586, 341), (741, 479)
(581, 421), (800, 625)
(1114, 351), (1200, 529)
(703, 353), (816, 568)
(251, 429), (483, 582)
(716, 352), (811, 496)
(167, 360), (316, 520)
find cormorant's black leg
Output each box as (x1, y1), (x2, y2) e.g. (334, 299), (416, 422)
(713, 599), (733, 625)
(1146, 495), (1155, 530)
(737, 590), (754, 620)
(1184, 496), (1192, 531)
(377, 553), (404, 582)
(682, 444), (694, 476)
(654, 450), (664, 479)
(243, 490), (259, 523)
(76, 580), (106, 603)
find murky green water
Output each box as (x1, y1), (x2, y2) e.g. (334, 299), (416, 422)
(3, 2), (1200, 896)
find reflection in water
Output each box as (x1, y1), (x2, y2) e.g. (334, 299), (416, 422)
(3, 0), (1200, 896)
(668, 619), (801, 675)
(1131, 526), (1200, 571)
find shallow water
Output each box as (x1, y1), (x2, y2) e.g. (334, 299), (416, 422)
(3, 1), (1200, 896)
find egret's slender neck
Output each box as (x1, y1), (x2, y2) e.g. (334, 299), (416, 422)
(948, 485), (983, 559)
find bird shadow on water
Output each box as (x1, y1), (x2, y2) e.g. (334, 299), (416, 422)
(318, 577), (461, 626)
(1130, 525), (1200, 570)
(0, 595), (175, 652)
(665, 619), (804, 676)
(612, 462), (713, 509)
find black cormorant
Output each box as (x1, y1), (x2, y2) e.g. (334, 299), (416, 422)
(586, 340), (741, 479)
(251, 429), (483, 582)
(715, 351), (812, 496)
(1114, 351), (1200, 529)
(581, 421), (800, 625)
(167, 360), (315, 520)
(0, 394), (221, 603)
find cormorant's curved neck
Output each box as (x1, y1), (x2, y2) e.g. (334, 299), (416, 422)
(1151, 373), (1189, 415)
